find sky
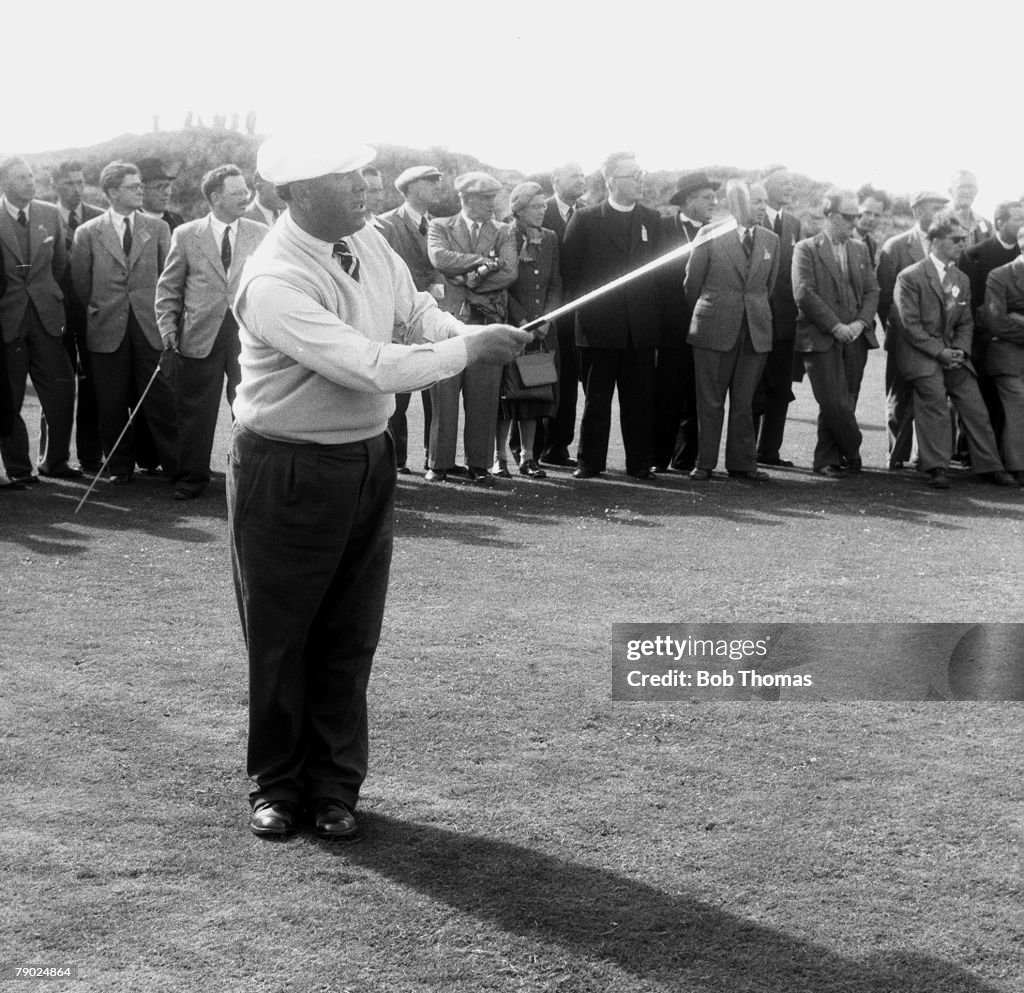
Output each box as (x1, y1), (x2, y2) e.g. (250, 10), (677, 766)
(10, 0), (1019, 214)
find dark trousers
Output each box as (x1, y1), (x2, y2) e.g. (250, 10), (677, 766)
(652, 342), (698, 470)
(541, 315), (579, 460)
(803, 343), (864, 469)
(1, 306), (76, 478)
(39, 311), (102, 469)
(693, 324), (767, 472)
(753, 334), (796, 461)
(175, 314), (241, 493)
(993, 373), (1024, 471)
(89, 309), (178, 478)
(228, 425), (395, 810)
(576, 344), (655, 474)
(388, 389), (432, 469)
(886, 350), (915, 465)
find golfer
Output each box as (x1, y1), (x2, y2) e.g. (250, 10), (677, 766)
(228, 135), (531, 839)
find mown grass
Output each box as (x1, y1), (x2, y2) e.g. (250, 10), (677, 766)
(1, 355), (1021, 992)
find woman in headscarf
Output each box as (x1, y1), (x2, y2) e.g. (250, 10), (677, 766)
(493, 181), (561, 479)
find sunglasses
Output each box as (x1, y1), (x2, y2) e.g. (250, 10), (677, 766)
(949, 235), (967, 245)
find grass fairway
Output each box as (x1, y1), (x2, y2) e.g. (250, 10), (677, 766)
(2, 353), (1021, 992)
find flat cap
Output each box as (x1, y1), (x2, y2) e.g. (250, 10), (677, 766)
(395, 165), (443, 194)
(454, 171), (502, 196)
(911, 190), (950, 208)
(137, 157), (179, 182)
(257, 134), (376, 185)
(669, 170), (721, 207)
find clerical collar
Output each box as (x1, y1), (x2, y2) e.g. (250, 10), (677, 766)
(679, 213), (701, 227)
(607, 198), (635, 213)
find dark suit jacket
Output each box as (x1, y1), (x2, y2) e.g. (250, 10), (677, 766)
(507, 227), (561, 326)
(893, 258), (974, 380)
(542, 197), (575, 244)
(658, 213), (703, 346)
(793, 233), (879, 353)
(877, 227), (926, 344)
(0, 199), (67, 341)
(380, 204), (441, 292)
(560, 201), (664, 350)
(61, 202), (104, 335)
(762, 210), (802, 341)
(684, 222), (780, 354)
(983, 257), (1024, 377)
(959, 236), (1019, 320)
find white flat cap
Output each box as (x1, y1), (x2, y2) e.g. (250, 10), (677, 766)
(257, 134), (376, 185)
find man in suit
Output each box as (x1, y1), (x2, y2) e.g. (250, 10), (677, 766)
(72, 161), (176, 485)
(956, 200), (1024, 443)
(877, 191), (949, 470)
(652, 170), (719, 473)
(0, 156), (79, 484)
(560, 152), (663, 480)
(948, 170), (991, 248)
(752, 165), (802, 468)
(982, 232), (1024, 481)
(892, 211), (1014, 489)
(853, 185), (890, 269)
(243, 172), (284, 227)
(684, 180), (780, 481)
(156, 165), (267, 500)
(138, 157), (185, 232)
(539, 161), (586, 467)
(50, 159), (104, 472)
(381, 165), (444, 474)
(360, 166), (389, 235)
(793, 190), (880, 475)
(426, 171), (518, 482)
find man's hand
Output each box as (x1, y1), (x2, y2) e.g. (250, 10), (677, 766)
(463, 325), (534, 365)
(161, 332), (178, 352)
(832, 323), (856, 344)
(939, 347), (965, 368)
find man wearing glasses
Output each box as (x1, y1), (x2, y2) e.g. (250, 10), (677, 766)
(792, 191), (879, 476)
(560, 151), (663, 480)
(892, 212), (1015, 489)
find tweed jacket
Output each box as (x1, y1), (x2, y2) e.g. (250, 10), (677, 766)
(893, 257), (974, 380)
(982, 257), (1024, 377)
(0, 199), (67, 341)
(684, 222), (780, 354)
(380, 204), (442, 292)
(155, 215), (267, 358)
(71, 210), (171, 352)
(427, 214), (518, 322)
(793, 233), (880, 353)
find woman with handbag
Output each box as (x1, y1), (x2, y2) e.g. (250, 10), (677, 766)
(493, 182), (562, 479)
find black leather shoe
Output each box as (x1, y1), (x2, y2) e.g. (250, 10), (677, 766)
(11, 474), (40, 486)
(688, 467), (713, 481)
(572, 467), (602, 479)
(728, 469), (770, 482)
(467, 466), (496, 483)
(983, 470), (1018, 487)
(313, 799), (358, 839)
(928, 468), (950, 489)
(396, 465), (411, 475)
(627, 469), (657, 481)
(173, 487), (200, 501)
(541, 450), (575, 467)
(758, 457), (794, 467)
(813, 465), (845, 477)
(0, 478), (26, 490)
(39, 464), (84, 479)
(250, 799), (298, 837)
(109, 473), (132, 486)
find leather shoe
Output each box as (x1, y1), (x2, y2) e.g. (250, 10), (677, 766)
(424, 468), (447, 482)
(11, 474), (40, 486)
(813, 465), (845, 477)
(728, 469), (770, 482)
(313, 799), (358, 839)
(541, 450), (575, 467)
(627, 469), (657, 481)
(447, 464), (470, 478)
(758, 457), (794, 467)
(109, 473), (132, 486)
(519, 459), (546, 479)
(888, 461), (905, 472)
(983, 470), (1018, 487)
(0, 478), (26, 491)
(250, 799), (298, 837)
(173, 487), (200, 501)
(572, 466), (602, 479)
(396, 465), (411, 475)
(928, 468), (950, 489)
(39, 464), (84, 479)
(467, 465), (496, 483)
(688, 467), (713, 481)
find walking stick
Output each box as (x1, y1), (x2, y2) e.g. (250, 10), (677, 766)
(74, 357), (169, 514)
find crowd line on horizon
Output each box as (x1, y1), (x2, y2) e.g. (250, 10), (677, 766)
(1, 149), (1022, 502)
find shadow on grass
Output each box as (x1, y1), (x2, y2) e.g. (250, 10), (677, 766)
(336, 813), (1002, 993)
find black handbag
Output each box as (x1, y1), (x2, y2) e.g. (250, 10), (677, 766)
(501, 346), (557, 401)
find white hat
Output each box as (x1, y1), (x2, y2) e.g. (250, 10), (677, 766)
(257, 134), (376, 185)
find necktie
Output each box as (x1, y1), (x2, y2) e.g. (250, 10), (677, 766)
(565, 204), (574, 224)
(773, 213), (782, 236)
(68, 210), (78, 232)
(122, 217), (133, 257)
(471, 222), (481, 249)
(742, 228), (753, 259)
(221, 226), (232, 272)
(333, 240), (360, 281)
(418, 215), (428, 237)
(16, 210), (26, 228)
